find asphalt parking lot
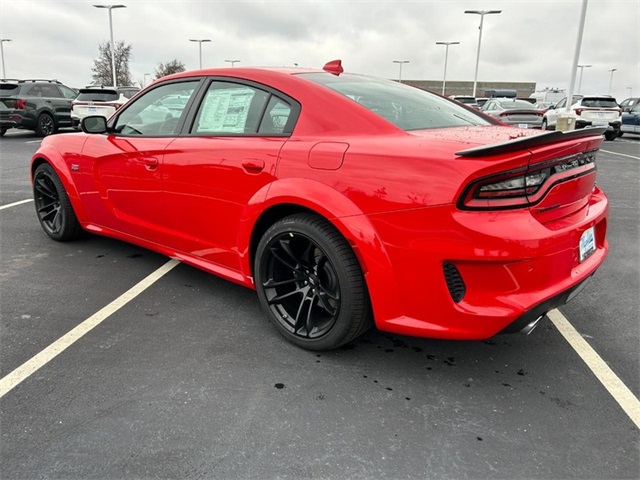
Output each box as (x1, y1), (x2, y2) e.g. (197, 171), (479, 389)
(1, 129), (639, 479)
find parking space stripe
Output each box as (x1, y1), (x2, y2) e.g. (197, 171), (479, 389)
(0, 199), (33, 211)
(0, 259), (180, 399)
(600, 149), (640, 160)
(548, 308), (640, 429)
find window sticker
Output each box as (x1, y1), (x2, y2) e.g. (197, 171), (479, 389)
(198, 88), (255, 133)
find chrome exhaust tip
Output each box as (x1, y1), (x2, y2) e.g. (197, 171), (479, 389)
(520, 314), (546, 335)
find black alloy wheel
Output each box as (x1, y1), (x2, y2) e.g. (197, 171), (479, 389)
(255, 213), (371, 350)
(33, 163), (82, 241)
(36, 113), (55, 137)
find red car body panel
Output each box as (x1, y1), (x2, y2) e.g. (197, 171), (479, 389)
(31, 67), (609, 341)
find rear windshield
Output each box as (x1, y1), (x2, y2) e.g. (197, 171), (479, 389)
(497, 99), (537, 109)
(118, 88), (139, 99)
(582, 97), (618, 108)
(76, 89), (119, 102)
(301, 73), (488, 131)
(0, 84), (19, 96)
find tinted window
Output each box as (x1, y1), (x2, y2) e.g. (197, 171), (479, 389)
(192, 82), (269, 135)
(0, 83), (19, 96)
(113, 81), (198, 136)
(302, 73), (488, 130)
(258, 97), (292, 135)
(76, 90), (119, 102)
(40, 84), (62, 97)
(581, 97), (619, 108)
(118, 88), (139, 99)
(59, 85), (78, 99)
(497, 99), (537, 109)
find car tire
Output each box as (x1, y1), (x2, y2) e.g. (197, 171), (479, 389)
(255, 213), (372, 351)
(617, 131), (624, 138)
(0, 127), (6, 137)
(604, 131), (617, 141)
(33, 163), (82, 241)
(541, 119), (550, 131)
(35, 113), (55, 137)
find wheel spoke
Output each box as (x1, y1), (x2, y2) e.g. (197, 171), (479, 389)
(262, 277), (299, 289)
(35, 178), (56, 199)
(316, 290), (338, 316)
(270, 243), (297, 270)
(304, 295), (317, 337)
(279, 238), (303, 267)
(267, 286), (304, 305)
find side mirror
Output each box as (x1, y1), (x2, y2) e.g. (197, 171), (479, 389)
(81, 115), (108, 134)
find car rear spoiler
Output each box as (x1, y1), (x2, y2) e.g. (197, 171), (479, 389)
(455, 127), (607, 157)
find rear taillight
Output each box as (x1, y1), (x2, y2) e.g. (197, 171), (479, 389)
(575, 108), (583, 116)
(13, 99), (26, 109)
(459, 150), (598, 210)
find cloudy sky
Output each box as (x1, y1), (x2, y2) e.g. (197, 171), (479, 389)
(0, 0), (638, 100)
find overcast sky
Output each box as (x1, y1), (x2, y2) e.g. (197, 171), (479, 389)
(0, 0), (638, 100)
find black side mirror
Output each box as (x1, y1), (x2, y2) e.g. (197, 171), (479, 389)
(81, 115), (108, 134)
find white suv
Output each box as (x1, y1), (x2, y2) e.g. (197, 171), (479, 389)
(70, 86), (139, 129)
(542, 95), (622, 140)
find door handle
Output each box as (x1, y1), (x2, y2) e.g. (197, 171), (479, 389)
(242, 160), (265, 173)
(143, 157), (159, 170)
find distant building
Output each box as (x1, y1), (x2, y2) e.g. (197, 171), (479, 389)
(400, 79), (537, 98)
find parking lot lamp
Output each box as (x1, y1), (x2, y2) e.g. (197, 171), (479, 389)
(436, 41), (460, 95)
(464, 10), (501, 97)
(189, 39), (211, 69)
(225, 59), (241, 67)
(93, 4), (127, 87)
(0, 38), (11, 80)
(576, 64), (591, 94)
(392, 60), (409, 83)
(607, 68), (617, 95)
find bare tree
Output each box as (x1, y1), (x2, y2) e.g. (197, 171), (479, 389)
(91, 41), (133, 86)
(154, 59), (186, 80)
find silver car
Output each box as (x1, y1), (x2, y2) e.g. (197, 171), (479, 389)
(481, 98), (543, 129)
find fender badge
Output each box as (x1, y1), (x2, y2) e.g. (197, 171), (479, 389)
(71, 164), (80, 171)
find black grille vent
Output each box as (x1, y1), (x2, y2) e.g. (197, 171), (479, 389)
(443, 262), (466, 303)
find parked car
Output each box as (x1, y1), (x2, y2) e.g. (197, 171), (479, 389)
(71, 85), (140, 129)
(480, 98), (544, 128)
(534, 101), (555, 114)
(619, 97), (640, 112)
(620, 102), (640, 136)
(449, 95), (478, 108)
(30, 61), (609, 350)
(0, 79), (78, 136)
(542, 95), (622, 140)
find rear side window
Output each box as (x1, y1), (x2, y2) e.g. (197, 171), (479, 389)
(302, 72), (488, 130)
(76, 90), (119, 102)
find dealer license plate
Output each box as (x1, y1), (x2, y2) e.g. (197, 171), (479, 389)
(579, 226), (596, 262)
(88, 107), (97, 113)
(518, 123), (530, 128)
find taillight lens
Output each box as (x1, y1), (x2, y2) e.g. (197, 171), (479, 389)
(476, 169), (551, 199)
(13, 99), (26, 109)
(575, 108), (583, 116)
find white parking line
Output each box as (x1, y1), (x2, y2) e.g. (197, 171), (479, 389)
(548, 308), (640, 429)
(0, 259), (180, 399)
(0, 199), (33, 211)
(600, 149), (640, 160)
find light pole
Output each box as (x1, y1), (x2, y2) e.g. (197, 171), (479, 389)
(576, 64), (591, 94)
(143, 72), (151, 87)
(627, 87), (633, 97)
(392, 60), (409, 83)
(607, 68), (617, 95)
(0, 38), (11, 80)
(225, 59), (240, 67)
(189, 39), (211, 69)
(436, 41), (459, 95)
(94, 4), (127, 87)
(465, 9), (501, 97)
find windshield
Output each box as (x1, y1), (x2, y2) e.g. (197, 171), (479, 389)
(76, 89), (119, 102)
(497, 99), (537, 109)
(300, 73), (489, 131)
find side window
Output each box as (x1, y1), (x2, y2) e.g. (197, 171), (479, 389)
(556, 98), (566, 109)
(258, 97), (292, 135)
(192, 82), (269, 135)
(59, 85), (78, 99)
(40, 84), (62, 98)
(113, 81), (198, 136)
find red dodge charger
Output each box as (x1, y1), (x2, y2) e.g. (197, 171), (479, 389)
(31, 61), (608, 350)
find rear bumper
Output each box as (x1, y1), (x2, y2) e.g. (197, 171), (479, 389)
(576, 119), (621, 131)
(362, 187), (609, 340)
(0, 111), (35, 130)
